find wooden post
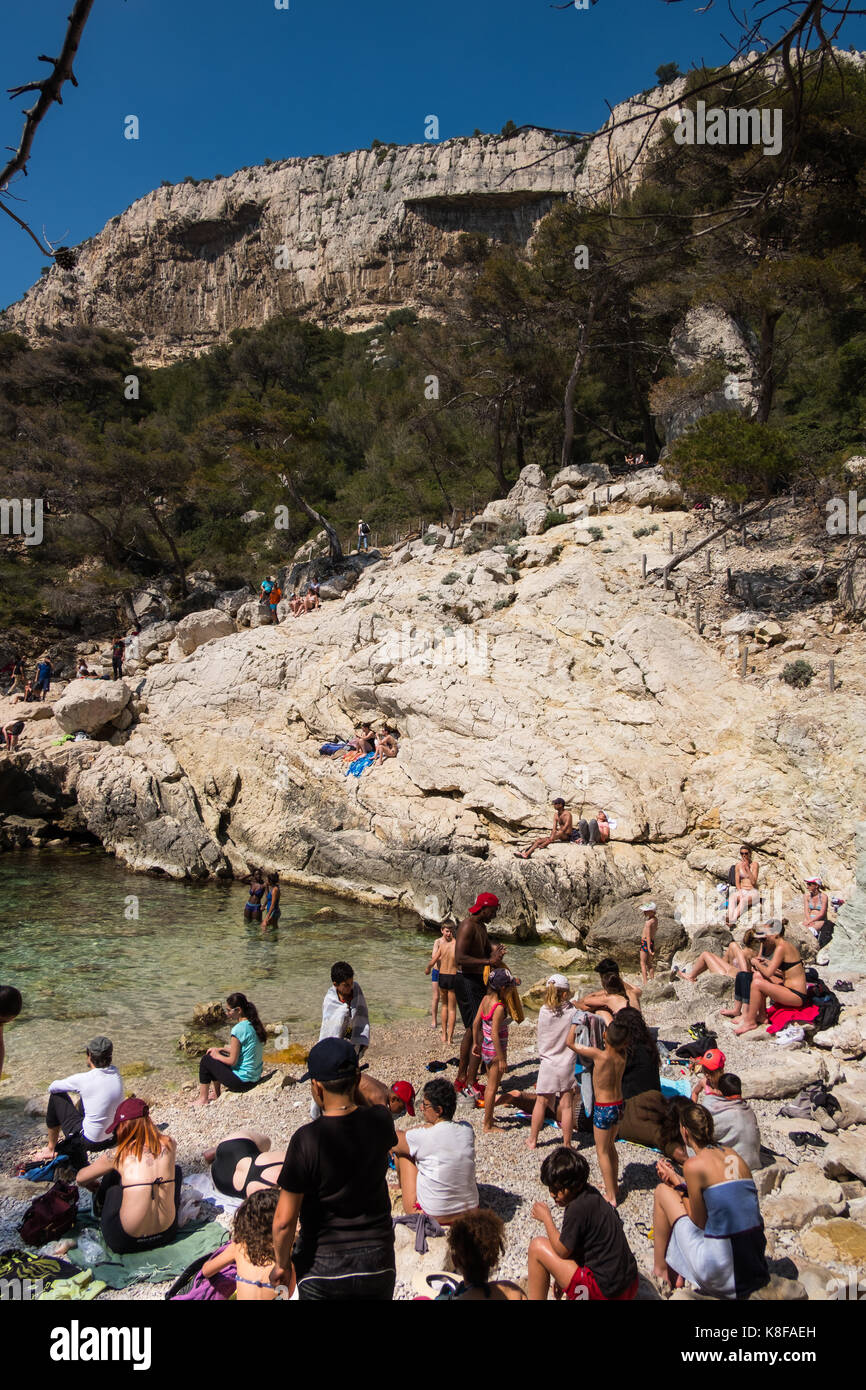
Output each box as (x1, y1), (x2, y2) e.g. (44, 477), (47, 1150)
(606, 485), (611, 504)
(668, 531), (673, 554)
(741, 525), (746, 547)
(740, 645), (748, 679)
(726, 567), (732, 592)
(705, 550), (711, 575)
(641, 553), (647, 581)
(829, 660), (835, 692)
(695, 602), (702, 632)
(663, 568), (670, 591)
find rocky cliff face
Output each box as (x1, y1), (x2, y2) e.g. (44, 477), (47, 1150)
(0, 86), (686, 366)
(4, 468), (864, 964)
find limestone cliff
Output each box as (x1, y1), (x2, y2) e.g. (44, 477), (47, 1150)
(0, 85), (687, 366)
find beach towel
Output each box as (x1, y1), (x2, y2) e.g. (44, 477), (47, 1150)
(37, 1268), (108, 1300)
(65, 1219), (225, 1290)
(661, 1076), (693, 1099)
(0, 1246), (78, 1288)
(169, 1243), (237, 1301)
(319, 982), (371, 1051)
(182, 1169), (243, 1213)
(320, 741), (348, 755)
(17, 1154), (69, 1183)
(765, 1003), (819, 1035)
(345, 751), (374, 778)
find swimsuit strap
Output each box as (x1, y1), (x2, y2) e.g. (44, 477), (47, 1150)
(234, 1273), (273, 1288)
(120, 1176), (174, 1190)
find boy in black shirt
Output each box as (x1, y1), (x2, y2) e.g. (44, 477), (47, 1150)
(271, 1037), (397, 1301)
(528, 1148), (638, 1301)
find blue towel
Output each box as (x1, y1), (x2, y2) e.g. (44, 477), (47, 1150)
(320, 742), (348, 755)
(345, 752), (374, 778)
(661, 1076), (692, 1099)
(19, 1155), (68, 1182)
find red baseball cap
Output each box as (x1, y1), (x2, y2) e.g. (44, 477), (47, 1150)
(107, 1096), (150, 1133)
(391, 1081), (415, 1116)
(698, 1049), (726, 1072)
(469, 893), (500, 915)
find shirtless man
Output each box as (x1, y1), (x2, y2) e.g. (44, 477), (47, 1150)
(728, 845), (760, 926)
(357, 1074), (415, 1118)
(427, 924), (458, 1043)
(454, 894), (505, 1098)
(515, 799), (573, 859)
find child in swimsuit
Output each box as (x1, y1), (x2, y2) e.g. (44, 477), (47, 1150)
(640, 903), (658, 984)
(472, 969), (513, 1135)
(567, 1018), (628, 1207)
(201, 1188), (289, 1300)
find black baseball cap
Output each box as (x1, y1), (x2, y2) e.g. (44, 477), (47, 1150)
(307, 1038), (359, 1084)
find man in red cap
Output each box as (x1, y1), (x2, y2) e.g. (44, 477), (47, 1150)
(454, 893), (506, 1098)
(357, 1073), (415, 1118)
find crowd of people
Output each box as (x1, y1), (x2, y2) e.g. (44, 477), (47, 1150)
(1, 839), (846, 1302)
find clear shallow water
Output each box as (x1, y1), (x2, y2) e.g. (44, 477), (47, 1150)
(0, 849), (545, 1095)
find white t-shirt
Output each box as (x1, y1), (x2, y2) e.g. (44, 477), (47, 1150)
(48, 1066), (125, 1143)
(406, 1120), (478, 1218)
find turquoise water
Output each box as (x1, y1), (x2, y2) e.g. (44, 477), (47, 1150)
(0, 849), (545, 1095)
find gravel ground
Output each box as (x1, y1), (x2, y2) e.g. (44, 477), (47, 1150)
(2, 970), (864, 1301)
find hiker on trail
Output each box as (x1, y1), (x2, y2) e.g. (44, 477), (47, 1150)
(203, 1188), (284, 1299)
(357, 1075), (415, 1118)
(205, 1130), (287, 1198)
(34, 655), (53, 702)
(358, 519), (371, 552)
(262, 872), (281, 929)
(393, 1078), (479, 1225)
(454, 893), (505, 1099)
(803, 875), (830, 939)
(515, 798), (573, 859)
(111, 636), (125, 679)
(319, 961), (370, 1057)
(244, 868), (266, 923)
(575, 809), (610, 846)
(427, 923), (458, 1043)
(652, 1102), (768, 1299)
(0, 984), (22, 1083)
(77, 1098), (182, 1255)
(727, 845), (760, 925)
(567, 1017), (629, 1207)
(527, 975), (578, 1150)
(528, 1148), (638, 1302)
(733, 921), (809, 1035)
(640, 902), (658, 983)
(35, 1034), (124, 1162)
(575, 958), (641, 1021)
(271, 1037), (397, 1301)
(194, 993), (266, 1106)
(1, 719), (25, 753)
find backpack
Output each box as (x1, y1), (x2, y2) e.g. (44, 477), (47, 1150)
(270, 586), (282, 604)
(727, 864), (737, 887)
(19, 1180), (79, 1245)
(360, 522), (370, 536)
(809, 977), (842, 1033)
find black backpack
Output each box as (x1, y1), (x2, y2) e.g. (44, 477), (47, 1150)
(727, 863), (737, 887)
(808, 975), (842, 1032)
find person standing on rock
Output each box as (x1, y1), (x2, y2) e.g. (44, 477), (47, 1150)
(639, 902), (658, 983)
(515, 798), (573, 859)
(111, 636), (125, 680)
(34, 654), (53, 702)
(454, 893), (505, 1099)
(358, 519), (371, 552)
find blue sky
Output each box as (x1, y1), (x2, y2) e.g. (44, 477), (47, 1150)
(1, 0), (865, 310)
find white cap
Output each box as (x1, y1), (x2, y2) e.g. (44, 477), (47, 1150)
(804, 875), (823, 885)
(546, 974), (570, 990)
(641, 902), (657, 912)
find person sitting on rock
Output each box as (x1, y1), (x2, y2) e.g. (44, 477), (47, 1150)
(732, 921), (809, 1035)
(289, 591), (304, 617)
(576, 959), (641, 1022)
(727, 845), (760, 925)
(652, 1102), (768, 1298)
(303, 581), (320, 612)
(205, 1129), (287, 1198)
(446, 1210), (527, 1301)
(528, 1147), (639, 1301)
(34, 1034), (124, 1163)
(77, 1098), (182, 1255)
(575, 810), (610, 847)
(10, 680), (35, 703)
(674, 929), (757, 984)
(194, 993), (266, 1105)
(392, 1078), (479, 1225)
(515, 798), (573, 859)
(699, 1074), (762, 1171)
(371, 725), (399, 766)
(803, 875), (829, 941)
(339, 724), (375, 761)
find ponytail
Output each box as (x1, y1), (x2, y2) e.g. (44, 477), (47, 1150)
(227, 992), (267, 1043)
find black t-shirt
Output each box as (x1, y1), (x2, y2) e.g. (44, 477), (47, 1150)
(560, 1185), (638, 1298)
(278, 1105), (398, 1254)
(622, 1041), (661, 1101)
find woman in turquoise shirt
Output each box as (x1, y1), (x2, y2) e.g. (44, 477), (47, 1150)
(194, 993), (266, 1107)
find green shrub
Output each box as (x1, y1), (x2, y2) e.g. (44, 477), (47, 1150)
(441, 571), (460, 585)
(541, 510), (569, 533)
(423, 532), (439, 545)
(633, 524), (659, 538)
(505, 566), (520, 579)
(493, 594), (516, 610)
(781, 660), (814, 688)
(463, 533), (485, 554)
(493, 520), (526, 542)
(588, 526), (604, 541)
